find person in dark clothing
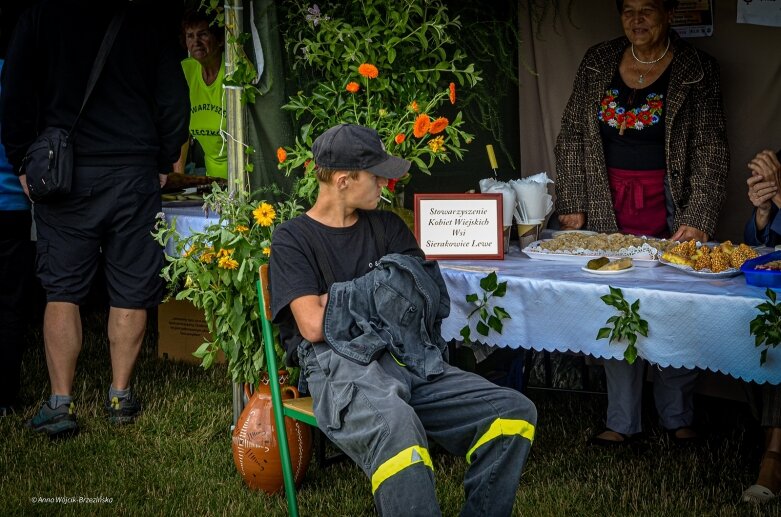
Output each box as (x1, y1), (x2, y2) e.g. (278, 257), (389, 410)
(743, 148), (781, 504)
(269, 124), (537, 516)
(0, 0), (190, 438)
(0, 57), (34, 416)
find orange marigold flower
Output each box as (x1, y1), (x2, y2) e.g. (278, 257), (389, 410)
(449, 82), (456, 105)
(394, 133), (406, 145)
(358, 63), (379, 79)
(345, 81), (360, 93)
(428, 136), (445, 153)
(276, 147), (287, 163)
(408, 100), (419, 113)
(429, 117), (449, 135)
(413, 114), (431, 138)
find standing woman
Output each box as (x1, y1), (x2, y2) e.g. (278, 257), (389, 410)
(555, 0), (729, 445)
(176, 9), (227, 178)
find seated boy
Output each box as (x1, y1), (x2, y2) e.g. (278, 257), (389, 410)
(269, 123), (537, 516)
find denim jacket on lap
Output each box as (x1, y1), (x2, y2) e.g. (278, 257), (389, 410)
(323, 253), (450, 379)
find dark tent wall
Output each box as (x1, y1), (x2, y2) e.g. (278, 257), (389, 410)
(518, 0), (781, 242)
(243, 0), (295, 197)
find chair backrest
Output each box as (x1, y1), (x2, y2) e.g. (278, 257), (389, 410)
(258, 263), (273, 322)
(258, 264), (280, 375)
(257, 263), (302, 515)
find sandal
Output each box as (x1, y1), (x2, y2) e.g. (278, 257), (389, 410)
(742, 484), (776, 504)
(589, 429), (633, 447)
(744, 450), (781, 504)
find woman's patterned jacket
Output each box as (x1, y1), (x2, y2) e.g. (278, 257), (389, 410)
(554, 32), (729, 236)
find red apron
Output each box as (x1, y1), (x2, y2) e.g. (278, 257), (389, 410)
(607, 167), (668, 238)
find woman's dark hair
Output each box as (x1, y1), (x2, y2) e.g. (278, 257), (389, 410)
(180, 9), (224, 48)
(615, 0), (679, 13)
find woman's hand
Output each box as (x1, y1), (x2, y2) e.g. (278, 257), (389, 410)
(558, 212), (585, 230)
(747, 150), (780, 231)
(747, 173), (776, 209)
(748, 149), (781, 211)
(671, 225), (708, 243)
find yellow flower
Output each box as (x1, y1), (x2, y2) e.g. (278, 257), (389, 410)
(218, 256), (239, 270)
(262, 246), (271, 257)
(253, 202), (276, 227)
(428, 136), (445, 153)
(200, 248), (215, 264)
(235, 225), (249, 233)
(217, 248), (235, 258)
(358, 63), (379, 79)
(182, 245), (196, 258)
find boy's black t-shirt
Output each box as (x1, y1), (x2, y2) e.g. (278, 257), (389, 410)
(269, 209), (424, 363)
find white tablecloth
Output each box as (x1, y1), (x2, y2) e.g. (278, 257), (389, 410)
(161, 204), (218, 256)
(439, 246), (781, 384)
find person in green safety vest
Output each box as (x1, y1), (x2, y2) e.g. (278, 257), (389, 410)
(175, 9), (227, 179)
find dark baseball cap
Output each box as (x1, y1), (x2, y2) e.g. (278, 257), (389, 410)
(312, 124), (411, 179)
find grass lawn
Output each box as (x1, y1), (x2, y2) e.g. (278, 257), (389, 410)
(1, 308), (778, 516)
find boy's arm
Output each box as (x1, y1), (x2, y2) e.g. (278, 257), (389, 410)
(290, 293), (329, 343)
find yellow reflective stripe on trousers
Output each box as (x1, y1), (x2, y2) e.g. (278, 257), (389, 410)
(371, 445), (433, 493)
(466, 418), (536, 465)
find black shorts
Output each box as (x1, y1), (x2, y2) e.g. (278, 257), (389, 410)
(34, 165), (164, 308)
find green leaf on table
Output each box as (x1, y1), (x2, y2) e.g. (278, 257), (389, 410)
(493, 306), (510, 320)
(597, 327), (611, 340)
(476, 321), (490, 337)
(624, 344), (638, 364)
(480, 272), (498, 292)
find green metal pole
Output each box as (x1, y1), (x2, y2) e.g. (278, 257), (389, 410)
(257, 280), (300, 517)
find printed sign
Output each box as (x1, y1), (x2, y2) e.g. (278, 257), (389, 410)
(737, 0), (781, 27)
(672, 0), (714, 37)
(414, 193), (503, 260)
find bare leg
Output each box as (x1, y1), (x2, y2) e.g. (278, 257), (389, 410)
(107, 307), (146, 390)
(43, 302), (82, 396)
(757, 427), (781, 494)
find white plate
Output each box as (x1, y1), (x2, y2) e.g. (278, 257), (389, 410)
(581, 265), (635, 275)
(658, 257), (742, 278)
(522, 240), (661, 267)
(551, 229), (599, 237)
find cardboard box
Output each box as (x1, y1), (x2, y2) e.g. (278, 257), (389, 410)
(158, 299), (225, 364)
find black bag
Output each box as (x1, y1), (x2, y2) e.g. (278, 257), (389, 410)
(23, 127), (74, 202)
(21, 10), (124, 203)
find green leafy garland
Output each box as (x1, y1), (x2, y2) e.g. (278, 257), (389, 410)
(596, 286), (648, 364)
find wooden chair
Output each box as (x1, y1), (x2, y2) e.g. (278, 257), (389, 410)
(257, 264), (316, 517)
